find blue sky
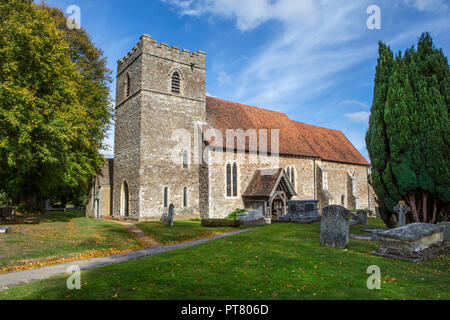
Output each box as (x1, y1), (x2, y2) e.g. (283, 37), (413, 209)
(43, 0), (450, 160)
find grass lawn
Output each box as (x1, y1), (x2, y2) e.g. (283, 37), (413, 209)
(1, 218), (448, 300)
(0, 212), (142, 271)
(136, 220), (249, 244)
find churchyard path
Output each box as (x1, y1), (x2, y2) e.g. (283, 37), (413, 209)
(0, 228), (251, 290)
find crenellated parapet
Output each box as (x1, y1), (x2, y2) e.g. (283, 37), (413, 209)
(117, 34), (206, 74)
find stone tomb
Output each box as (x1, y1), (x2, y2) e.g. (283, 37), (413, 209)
(281, 200), (321, 224)
(320, 205), (351, 248)
(373, 223), (450, 262)
(238, 211), (265, 226)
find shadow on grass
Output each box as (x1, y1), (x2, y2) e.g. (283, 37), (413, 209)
(2, 211), (84, 226)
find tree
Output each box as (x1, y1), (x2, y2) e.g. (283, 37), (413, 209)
(42, 5), (113, 206)
(366, 33), (449, 227)
(0, 0), (112, 210)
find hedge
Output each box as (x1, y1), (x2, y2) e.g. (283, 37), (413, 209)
(201, 219), (241, 228)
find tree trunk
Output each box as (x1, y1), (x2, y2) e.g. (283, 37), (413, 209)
(422, 192), (428, 222)
(408, 192), (420, 222)
(432, 196), (438, 223)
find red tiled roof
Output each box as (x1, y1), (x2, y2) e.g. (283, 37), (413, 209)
(243, 168), (296, 198)
(291, 121), (370, 166)
(205, 96), (317, 158)
(205, 96), (369, 166)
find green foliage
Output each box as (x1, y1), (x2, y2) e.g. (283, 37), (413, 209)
(226, 208), (247, 220)
(0, 1), (112, 210)
(366, 33), (449, 226)
(201, 219), (241, 228)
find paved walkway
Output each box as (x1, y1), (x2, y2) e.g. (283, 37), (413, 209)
(107, 219), (161, 248)
(0, 228), (251, 291)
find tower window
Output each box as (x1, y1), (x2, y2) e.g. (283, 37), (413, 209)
(182, 151), (188, 169)
(171, 71), (181, 94)
(125, 73), (131, 97)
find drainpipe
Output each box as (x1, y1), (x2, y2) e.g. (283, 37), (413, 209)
(313, 159), (317, 200)
(367, 167), (370, 210)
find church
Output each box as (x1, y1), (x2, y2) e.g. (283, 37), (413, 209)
(86, 34), (375, 223)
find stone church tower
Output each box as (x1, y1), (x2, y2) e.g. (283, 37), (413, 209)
(113, 34), (206, 220)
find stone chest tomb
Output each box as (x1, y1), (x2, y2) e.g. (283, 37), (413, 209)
(373, 223), (449, 262)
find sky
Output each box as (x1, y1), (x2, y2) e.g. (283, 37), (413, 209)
(43, 0), (450, 161)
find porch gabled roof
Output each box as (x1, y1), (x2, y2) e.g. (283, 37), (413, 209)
(243, 168), (297, 198)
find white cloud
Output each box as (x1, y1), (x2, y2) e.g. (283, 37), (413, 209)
(163, 0), (317, 31)
(339, 100), (370, 109)
(218, 71), (231, 85)
(402, 0), (448, 12)
(345, 111), (370, 123)
(163, 0), (375, 109)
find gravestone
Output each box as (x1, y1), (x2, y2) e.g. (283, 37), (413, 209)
(373, 223), (449, 262)
(160, 204), (174, 227)
(394, 201), (410, 226)
(167, 204), (174, 227)
(356, 210), (368, 225)
(320, 205), (351, 248)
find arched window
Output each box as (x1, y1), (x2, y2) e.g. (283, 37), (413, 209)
(226, 162), (238, 198)
(120, 181), (129, 217)
(171, 71), (181, 94)
(163, 186), (169, 208)
(182, 151), (188, 169)
(232, 162), (238, 197)
(183, 187), (187, 207)
(125, 73), (131, 97)
(226, 163), (232, 197)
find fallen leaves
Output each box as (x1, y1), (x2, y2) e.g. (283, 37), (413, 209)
(0, 246), (142, 274)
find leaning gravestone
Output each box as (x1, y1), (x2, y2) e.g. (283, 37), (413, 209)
(394, 201), (410, 227)
(160, 204), (174, 227)
(167, 204), (174, 227)
(320, 205), (351, 248)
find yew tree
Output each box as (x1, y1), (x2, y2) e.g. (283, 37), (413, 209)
(366, 33), (449, 226)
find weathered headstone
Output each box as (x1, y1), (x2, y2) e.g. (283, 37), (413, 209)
(373, 223), (449, 262)
(320, 205), (351, 248)
(356, 210), (368, 225)
(394, 201), (410, 226)
(167, 204), (174, 227)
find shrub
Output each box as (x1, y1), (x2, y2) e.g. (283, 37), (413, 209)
(201, 219), (241, 228)
(226, 208), (247, 220)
